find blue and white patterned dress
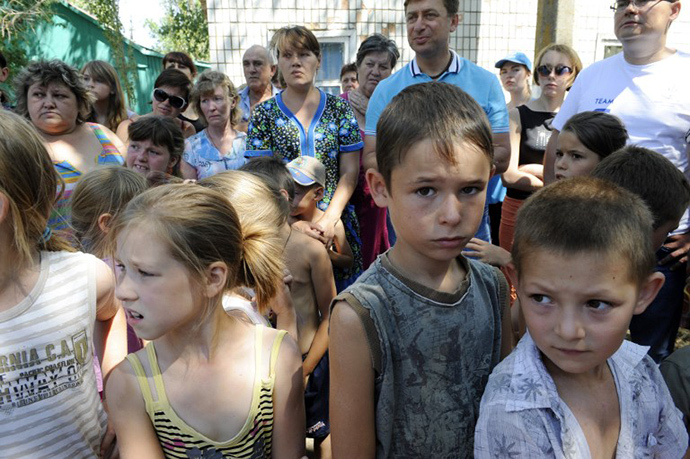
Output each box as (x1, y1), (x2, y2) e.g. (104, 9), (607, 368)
(246, 89), (364, 289)
(182, 130), (247, 179)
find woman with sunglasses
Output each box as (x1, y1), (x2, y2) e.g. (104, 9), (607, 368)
(499, 44), (582, 254)
(180, 70), (246, 179)
(116, 69), (196, 142)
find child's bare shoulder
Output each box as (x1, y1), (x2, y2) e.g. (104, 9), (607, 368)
(290, 229), (329, 257)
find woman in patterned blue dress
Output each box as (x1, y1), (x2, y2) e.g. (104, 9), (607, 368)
(246, 26), (364, 290)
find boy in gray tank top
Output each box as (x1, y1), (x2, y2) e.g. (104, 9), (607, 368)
(329, 82), (513, 458)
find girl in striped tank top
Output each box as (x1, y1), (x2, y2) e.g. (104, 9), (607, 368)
(0, 110), (127, 458)
(106, 183), (306, 458)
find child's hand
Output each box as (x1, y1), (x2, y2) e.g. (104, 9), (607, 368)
(100, 402), (119, 458)
(660, 232), (690, 271)
(292, 220), (328, 245)
(464, 238), (512, 267)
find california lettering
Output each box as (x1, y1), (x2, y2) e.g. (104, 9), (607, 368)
(0, 330), (90, 413)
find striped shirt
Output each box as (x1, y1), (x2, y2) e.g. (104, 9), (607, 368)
(50, 123), (124, 236)
(0, 251), (107, 458)
(127, 326), (285, 458)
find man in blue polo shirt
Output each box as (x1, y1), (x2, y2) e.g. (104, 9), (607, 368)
(363, 0), (510, 243)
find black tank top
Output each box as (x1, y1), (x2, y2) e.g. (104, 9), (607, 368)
(506, 105), (555, 200)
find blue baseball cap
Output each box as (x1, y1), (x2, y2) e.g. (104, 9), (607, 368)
(286, 156), (326, 187)
(495, 52), (532, 70)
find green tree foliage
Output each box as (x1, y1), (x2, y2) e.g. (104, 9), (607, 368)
(146, 0), (209, 61)
(1, 0), (57, 68)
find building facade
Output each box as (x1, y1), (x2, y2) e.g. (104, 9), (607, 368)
(207, 0), (690, 93)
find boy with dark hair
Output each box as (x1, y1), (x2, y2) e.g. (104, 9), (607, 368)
(126, 116), (184, 177)
(591, 145), (690, 250)
(241, 156), (296, 201)
(591, 145), (690, 363)
(475, 177), (688, 457)
(330, 82), (512, 457)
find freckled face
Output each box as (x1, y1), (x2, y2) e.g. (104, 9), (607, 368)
(517, 249), (652, 377)
(379, 138), (491, 272)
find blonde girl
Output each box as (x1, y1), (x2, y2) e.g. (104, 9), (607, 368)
(72, 166), (148, 355)
(199, 172), (299, 342)
(82, 60), (131, 132)
(72, 166), (148, 259)
(499, 43), (582, 253)
(106, 184), (305, 458)
(0, 110), (126, 457)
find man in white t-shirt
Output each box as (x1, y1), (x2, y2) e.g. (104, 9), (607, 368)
(545, 0), (690, 362)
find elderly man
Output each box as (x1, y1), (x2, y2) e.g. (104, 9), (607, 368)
(238, 45), (279, 131)
(544, 0), (690, 362)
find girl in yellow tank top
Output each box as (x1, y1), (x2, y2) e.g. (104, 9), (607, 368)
(105, 184), (305, 459)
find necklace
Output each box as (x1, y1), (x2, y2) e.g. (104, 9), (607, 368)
(427, 52), (454, 80)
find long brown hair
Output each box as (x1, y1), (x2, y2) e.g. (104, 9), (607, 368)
(81, 60), (129, 131)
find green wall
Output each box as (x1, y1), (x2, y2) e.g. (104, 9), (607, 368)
(20, 1), (209, 114)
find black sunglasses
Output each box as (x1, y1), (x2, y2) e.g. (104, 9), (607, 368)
(536, 65), (573, 77)
(152, 88), (187, 109)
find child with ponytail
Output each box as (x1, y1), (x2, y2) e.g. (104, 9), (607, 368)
(106, 183), (305, 458)
(0, 110), (126, 458)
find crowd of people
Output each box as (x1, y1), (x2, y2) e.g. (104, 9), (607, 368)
(1, 0), (690, 457)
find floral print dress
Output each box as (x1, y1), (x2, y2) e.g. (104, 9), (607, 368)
(246, 89), (364, 289)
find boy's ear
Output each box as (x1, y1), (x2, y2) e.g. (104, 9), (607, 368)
(204, 261), (229, 298)
(97, 213), (113, 234)
(168, 155), (180, 171)
(313, 186), (325, 201)
(633, 272), (665, 315)
(279, 188), (290, 202)
(503, 261), (519, 289)
(366, 169), (389, 208)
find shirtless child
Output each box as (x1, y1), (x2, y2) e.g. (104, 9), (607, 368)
(240, 157), (337, 455)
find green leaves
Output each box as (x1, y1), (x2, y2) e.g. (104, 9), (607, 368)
(146, 0), (209, 61)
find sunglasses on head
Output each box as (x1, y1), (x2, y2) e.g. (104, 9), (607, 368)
(152, 88), (187, 109)
(536, 65), (573, 77)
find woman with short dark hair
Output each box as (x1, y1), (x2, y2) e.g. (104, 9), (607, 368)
(341, 33), (400, 270)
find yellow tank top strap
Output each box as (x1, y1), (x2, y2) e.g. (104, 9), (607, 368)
(146, 342), (169, 404)
(268, 330), (287, 378)
(126, 351), (154, 407)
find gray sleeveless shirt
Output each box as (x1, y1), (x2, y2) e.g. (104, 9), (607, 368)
(336, 253), (508, 458)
